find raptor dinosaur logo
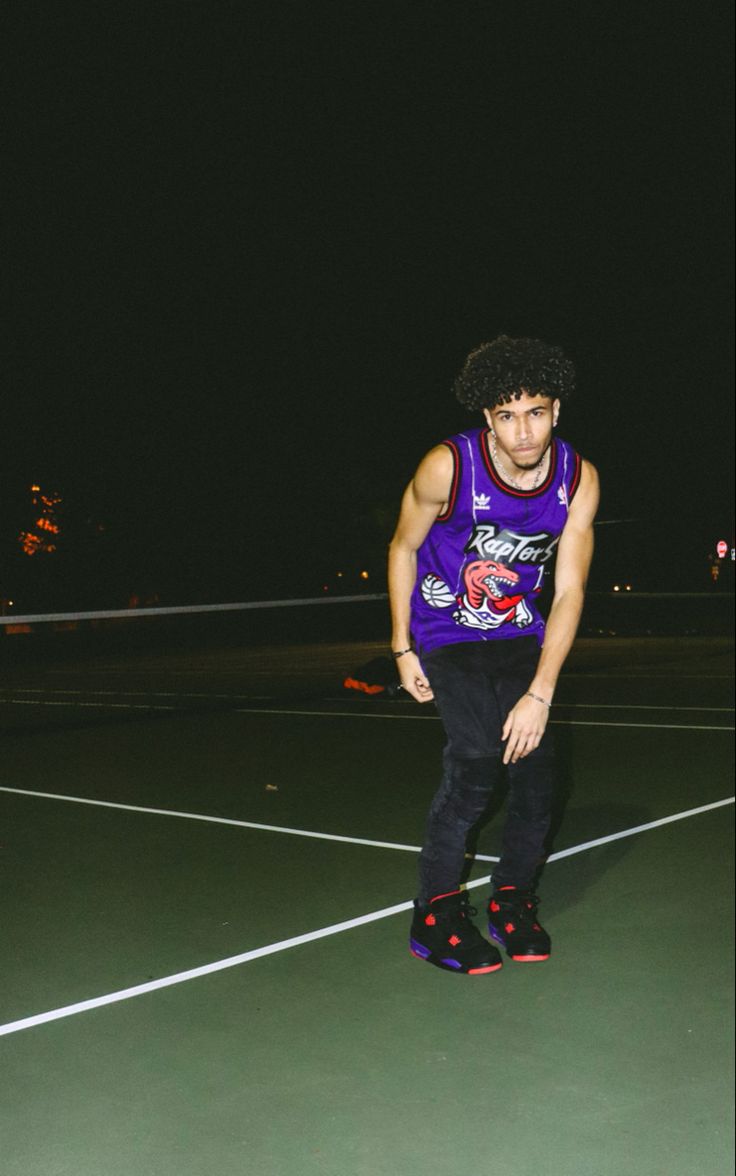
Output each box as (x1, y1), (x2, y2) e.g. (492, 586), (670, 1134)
(419, 558), (533, 632)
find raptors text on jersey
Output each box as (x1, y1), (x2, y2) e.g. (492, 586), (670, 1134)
(411, 430), (582, 654)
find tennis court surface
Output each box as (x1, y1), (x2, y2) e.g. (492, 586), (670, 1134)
(1, 600), (733, 1176)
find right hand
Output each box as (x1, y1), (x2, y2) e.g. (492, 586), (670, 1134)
(396, 651), (434, 703)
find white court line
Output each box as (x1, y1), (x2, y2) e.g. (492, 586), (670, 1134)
(563, 673), (733, 680)
(1, 592), (388, 625)
(551, 703), (734, 712)
(3, 689), (733, 713)
(549, 720), (734, 731)
(232, 706), (734, 732)
(4, 700), (177, 711)
(0, 897), (415, 1039)
(4, 699), (731, 729)
(5, 689), (261, 700)
(546, 796), (735, 861)
(0, 786), (499, 862)
(0, 795), (732, 1038)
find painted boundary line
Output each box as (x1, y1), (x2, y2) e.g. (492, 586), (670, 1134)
(231, 706), (734, 732)
(2, 690), (734, 715)
(545, 796), (735, 861)
(0, 898), (415, 1038)
(0, 795), (732, 1038)
(0, 698), (732, 730)
(1, 593), (388, 626)
(4, 700), (177, 711)
(3, 589), (732, 625)
(0, 785), (485, 858)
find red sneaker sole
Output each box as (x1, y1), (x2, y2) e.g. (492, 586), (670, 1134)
(410, 947), (502, 974)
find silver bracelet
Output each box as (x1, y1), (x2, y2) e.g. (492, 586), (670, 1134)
(526, 690), (551, 709)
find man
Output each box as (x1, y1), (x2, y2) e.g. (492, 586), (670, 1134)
(388, 334), (599, 975)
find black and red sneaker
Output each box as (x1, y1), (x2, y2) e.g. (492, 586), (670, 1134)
(487, 887), (551, 961)
(410, 889), (503, 974)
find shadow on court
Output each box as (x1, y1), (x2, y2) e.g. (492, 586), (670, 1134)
(461, 725), (652, 913)
(0, 631), (733, 1176)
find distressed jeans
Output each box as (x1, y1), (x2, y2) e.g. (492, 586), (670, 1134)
(417, 637), (556, 903)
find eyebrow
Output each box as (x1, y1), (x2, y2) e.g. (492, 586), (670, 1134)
(493, 403), (548, 416)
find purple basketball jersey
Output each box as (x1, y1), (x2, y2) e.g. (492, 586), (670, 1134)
(411, 429), (582, 654)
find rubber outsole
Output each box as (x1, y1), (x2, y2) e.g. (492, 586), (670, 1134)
(489, 924), (550, 961)
(409, 941), (503, 974)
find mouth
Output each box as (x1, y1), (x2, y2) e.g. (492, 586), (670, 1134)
(513, 446), (545, 467)
(485, 573), (518, 597)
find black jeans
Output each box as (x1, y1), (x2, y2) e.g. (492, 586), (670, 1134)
(417, 638), (555, 903)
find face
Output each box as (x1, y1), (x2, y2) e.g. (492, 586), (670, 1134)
(483, 393), (559, 470)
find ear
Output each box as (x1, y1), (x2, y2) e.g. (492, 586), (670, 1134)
(482, 408), (494, 431)
(552, 398), (560, 427)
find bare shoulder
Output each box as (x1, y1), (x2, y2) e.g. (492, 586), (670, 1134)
(391, 442), (454, 548)
(555, 459), (599, 585)
(412, 442), (454, 506)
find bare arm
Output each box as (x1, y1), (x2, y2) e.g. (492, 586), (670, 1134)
(502, 460), (600, 763)
(387, 445), (453, 702)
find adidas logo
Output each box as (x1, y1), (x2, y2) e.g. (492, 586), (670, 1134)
(473, 493), (491, 510)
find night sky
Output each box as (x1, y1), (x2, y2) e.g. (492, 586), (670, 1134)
(4, 2), (734, 608)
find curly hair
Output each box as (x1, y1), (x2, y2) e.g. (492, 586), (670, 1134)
(453, 335), (576, 411)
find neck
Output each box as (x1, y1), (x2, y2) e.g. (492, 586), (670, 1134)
(490, 435), (553, 490)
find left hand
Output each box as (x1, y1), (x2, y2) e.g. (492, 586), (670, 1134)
(502, 693), (550, 765)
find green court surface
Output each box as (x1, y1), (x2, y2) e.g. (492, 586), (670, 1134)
(1, 633), (733, 1176)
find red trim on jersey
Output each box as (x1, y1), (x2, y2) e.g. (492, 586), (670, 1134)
(436, 439), (460, 521)
(568, 452), (583, 501)
(481, 432), (558, 497)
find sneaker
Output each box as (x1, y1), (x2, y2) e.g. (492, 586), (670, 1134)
(487, 887), (551, 961)
(410, 889), (503, 974)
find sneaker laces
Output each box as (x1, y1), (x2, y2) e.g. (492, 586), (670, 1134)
(458, 896), (478, 919)
(494, 891), (542, 931)
(424, 893), (485, 946)
(451, 895), (488, 946)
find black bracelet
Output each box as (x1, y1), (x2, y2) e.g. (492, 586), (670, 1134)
(391, 648), (413, 659)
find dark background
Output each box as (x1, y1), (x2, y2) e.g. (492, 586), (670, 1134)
(3, 1), (734, 610)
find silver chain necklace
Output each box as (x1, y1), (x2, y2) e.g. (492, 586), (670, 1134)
(490, 434), (549, 490)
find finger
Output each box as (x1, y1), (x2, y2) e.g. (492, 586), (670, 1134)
(513, 733), (540, 762)
(405, 676), (433, 703)
(502, 735), (517, 765)
(508, 731), (534, 763)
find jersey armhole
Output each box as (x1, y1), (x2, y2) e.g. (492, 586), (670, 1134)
(435, 440), (460, 522)
(568, 451), (582, 501)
